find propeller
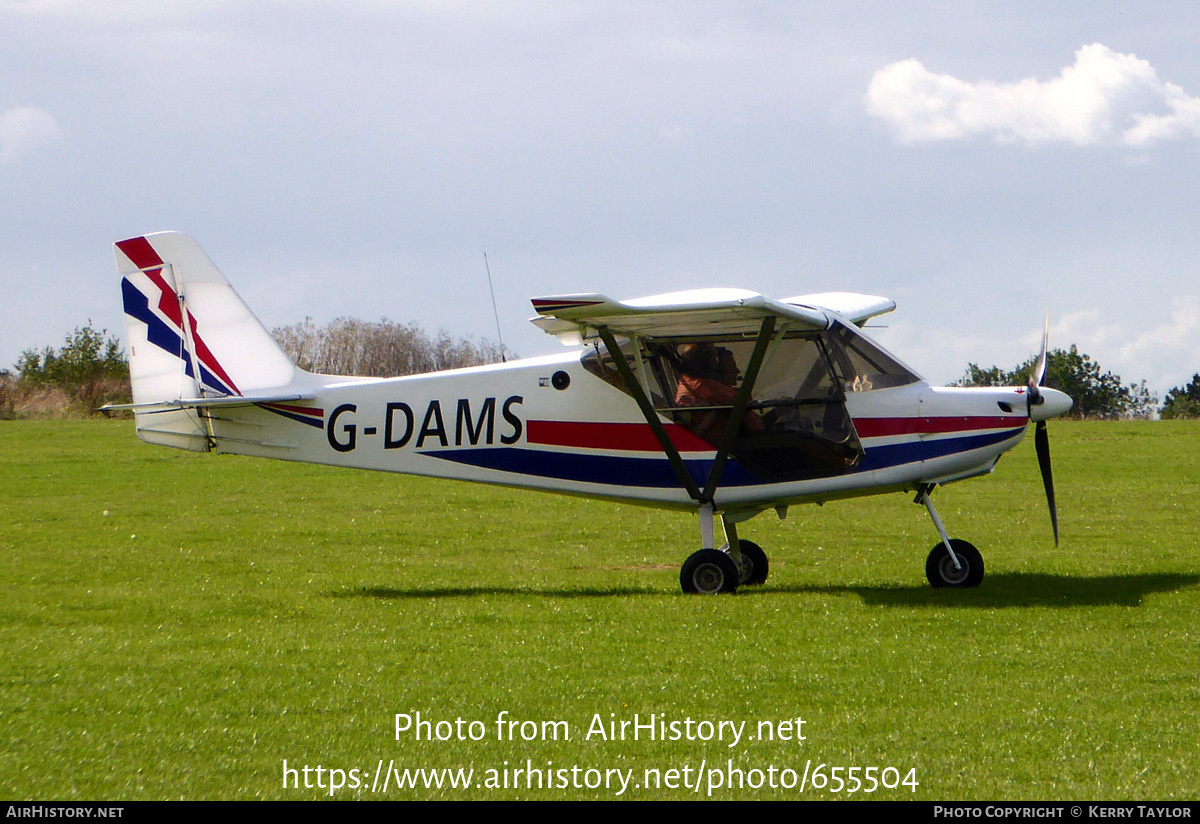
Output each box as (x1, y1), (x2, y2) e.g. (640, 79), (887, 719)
(1026, 313), (1058, 545)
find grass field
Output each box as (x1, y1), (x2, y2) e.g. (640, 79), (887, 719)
(1, 419), (1197, 800)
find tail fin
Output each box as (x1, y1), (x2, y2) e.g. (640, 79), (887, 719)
(115, 232), (297, 450)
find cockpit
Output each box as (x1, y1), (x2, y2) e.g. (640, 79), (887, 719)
(582, 320), (919, 481)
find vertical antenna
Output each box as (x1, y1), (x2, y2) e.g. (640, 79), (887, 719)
(483, 253), (507, 363)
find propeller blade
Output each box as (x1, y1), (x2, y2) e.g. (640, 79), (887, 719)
(1027, 312), (1049, 408)
(1034, 420), (1059, 545)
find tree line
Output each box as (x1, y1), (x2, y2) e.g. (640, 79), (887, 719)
(3, 320), (1199, 420)
(0, 318), (504, 419)
(955, 345), (1159, 419)
(272, 317), (504, 377)
(1, 323), (131, 418)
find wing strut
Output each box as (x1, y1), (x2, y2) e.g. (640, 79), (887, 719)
(595, 325), (703, 502)
(701, 316), (776, 502)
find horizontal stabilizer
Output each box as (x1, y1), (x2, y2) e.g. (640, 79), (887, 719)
(101, 392), (314, 414)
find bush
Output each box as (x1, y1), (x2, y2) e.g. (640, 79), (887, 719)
(0, 372), (15, 420)
(7, 323), (131, 417)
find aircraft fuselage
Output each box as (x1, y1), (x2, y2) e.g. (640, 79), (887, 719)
(201, 351), (1038, 516)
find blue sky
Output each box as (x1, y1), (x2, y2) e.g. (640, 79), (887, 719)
(3, 1), (1199, 395)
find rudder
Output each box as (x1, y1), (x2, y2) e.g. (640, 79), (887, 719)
(115, 232), (297, 450)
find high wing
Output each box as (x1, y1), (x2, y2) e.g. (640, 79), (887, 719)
(528, 286), (900, 527)
(531, 287), (894, 342)
(531, 288), (827, 343)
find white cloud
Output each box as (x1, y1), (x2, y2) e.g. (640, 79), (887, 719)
(1047, 300), (1200, 395)
(877, 298), (1200, 400)
(0, 106), (62, 164)
(866, 44), (1200, 147)
(1112, 297), (1200, 391)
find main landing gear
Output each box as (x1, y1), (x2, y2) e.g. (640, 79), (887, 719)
(678, 487), (985, 593)
(680, 549), (739, 594)
(679, 504), (770, 594)
(917, 484), (985, 589)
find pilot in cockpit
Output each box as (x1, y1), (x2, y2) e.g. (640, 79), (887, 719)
(674, 343), (765, 443)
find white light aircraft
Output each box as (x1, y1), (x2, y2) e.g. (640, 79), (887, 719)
(105, 232), (1073, 594)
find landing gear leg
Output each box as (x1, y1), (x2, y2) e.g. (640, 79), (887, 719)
(721, 516), (769, 586)
(916, 484), (984, 588)
(699, 501), (716, 551)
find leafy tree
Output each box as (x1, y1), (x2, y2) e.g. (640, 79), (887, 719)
(17, 322), (128, 387)
(1161, 374), (1200, 419)
(958, 363), (1010, 388)
(957, 345), (1156, 419)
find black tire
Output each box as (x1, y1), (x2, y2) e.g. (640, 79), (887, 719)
(925, 539), (984, 588)
(680, 549), (740, 594)
(733, 540), (769, 586)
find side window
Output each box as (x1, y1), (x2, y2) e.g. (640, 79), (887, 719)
(580, 339), (675, 410)
(580, 341), (627, 390)
(753, 336), (836, 402)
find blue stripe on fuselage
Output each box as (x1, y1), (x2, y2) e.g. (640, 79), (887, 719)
(419, 427), (1024, 489)
(422, 447), (760, 488)
(857, 428), (1024, 471)
(258, 404), (324, 429)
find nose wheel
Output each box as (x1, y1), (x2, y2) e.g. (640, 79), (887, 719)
(926, 539), (984, 588)
(917, 485), (985, 589)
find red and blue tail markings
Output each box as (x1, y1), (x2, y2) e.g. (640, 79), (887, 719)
(117, 237), (241, 398)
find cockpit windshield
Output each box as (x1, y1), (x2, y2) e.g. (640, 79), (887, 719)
(824, 321), (920, 391)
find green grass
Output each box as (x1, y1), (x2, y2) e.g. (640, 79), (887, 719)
(1, 419), (1197, 799)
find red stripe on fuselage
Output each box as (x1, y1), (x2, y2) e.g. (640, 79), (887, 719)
(526, 420), (715, 452)
(260, 402), (324, 418)
(854, 416), (1026, 438)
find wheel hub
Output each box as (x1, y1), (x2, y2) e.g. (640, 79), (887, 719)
(938, 554), (969, 585)
(693, 563), (726, 592)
